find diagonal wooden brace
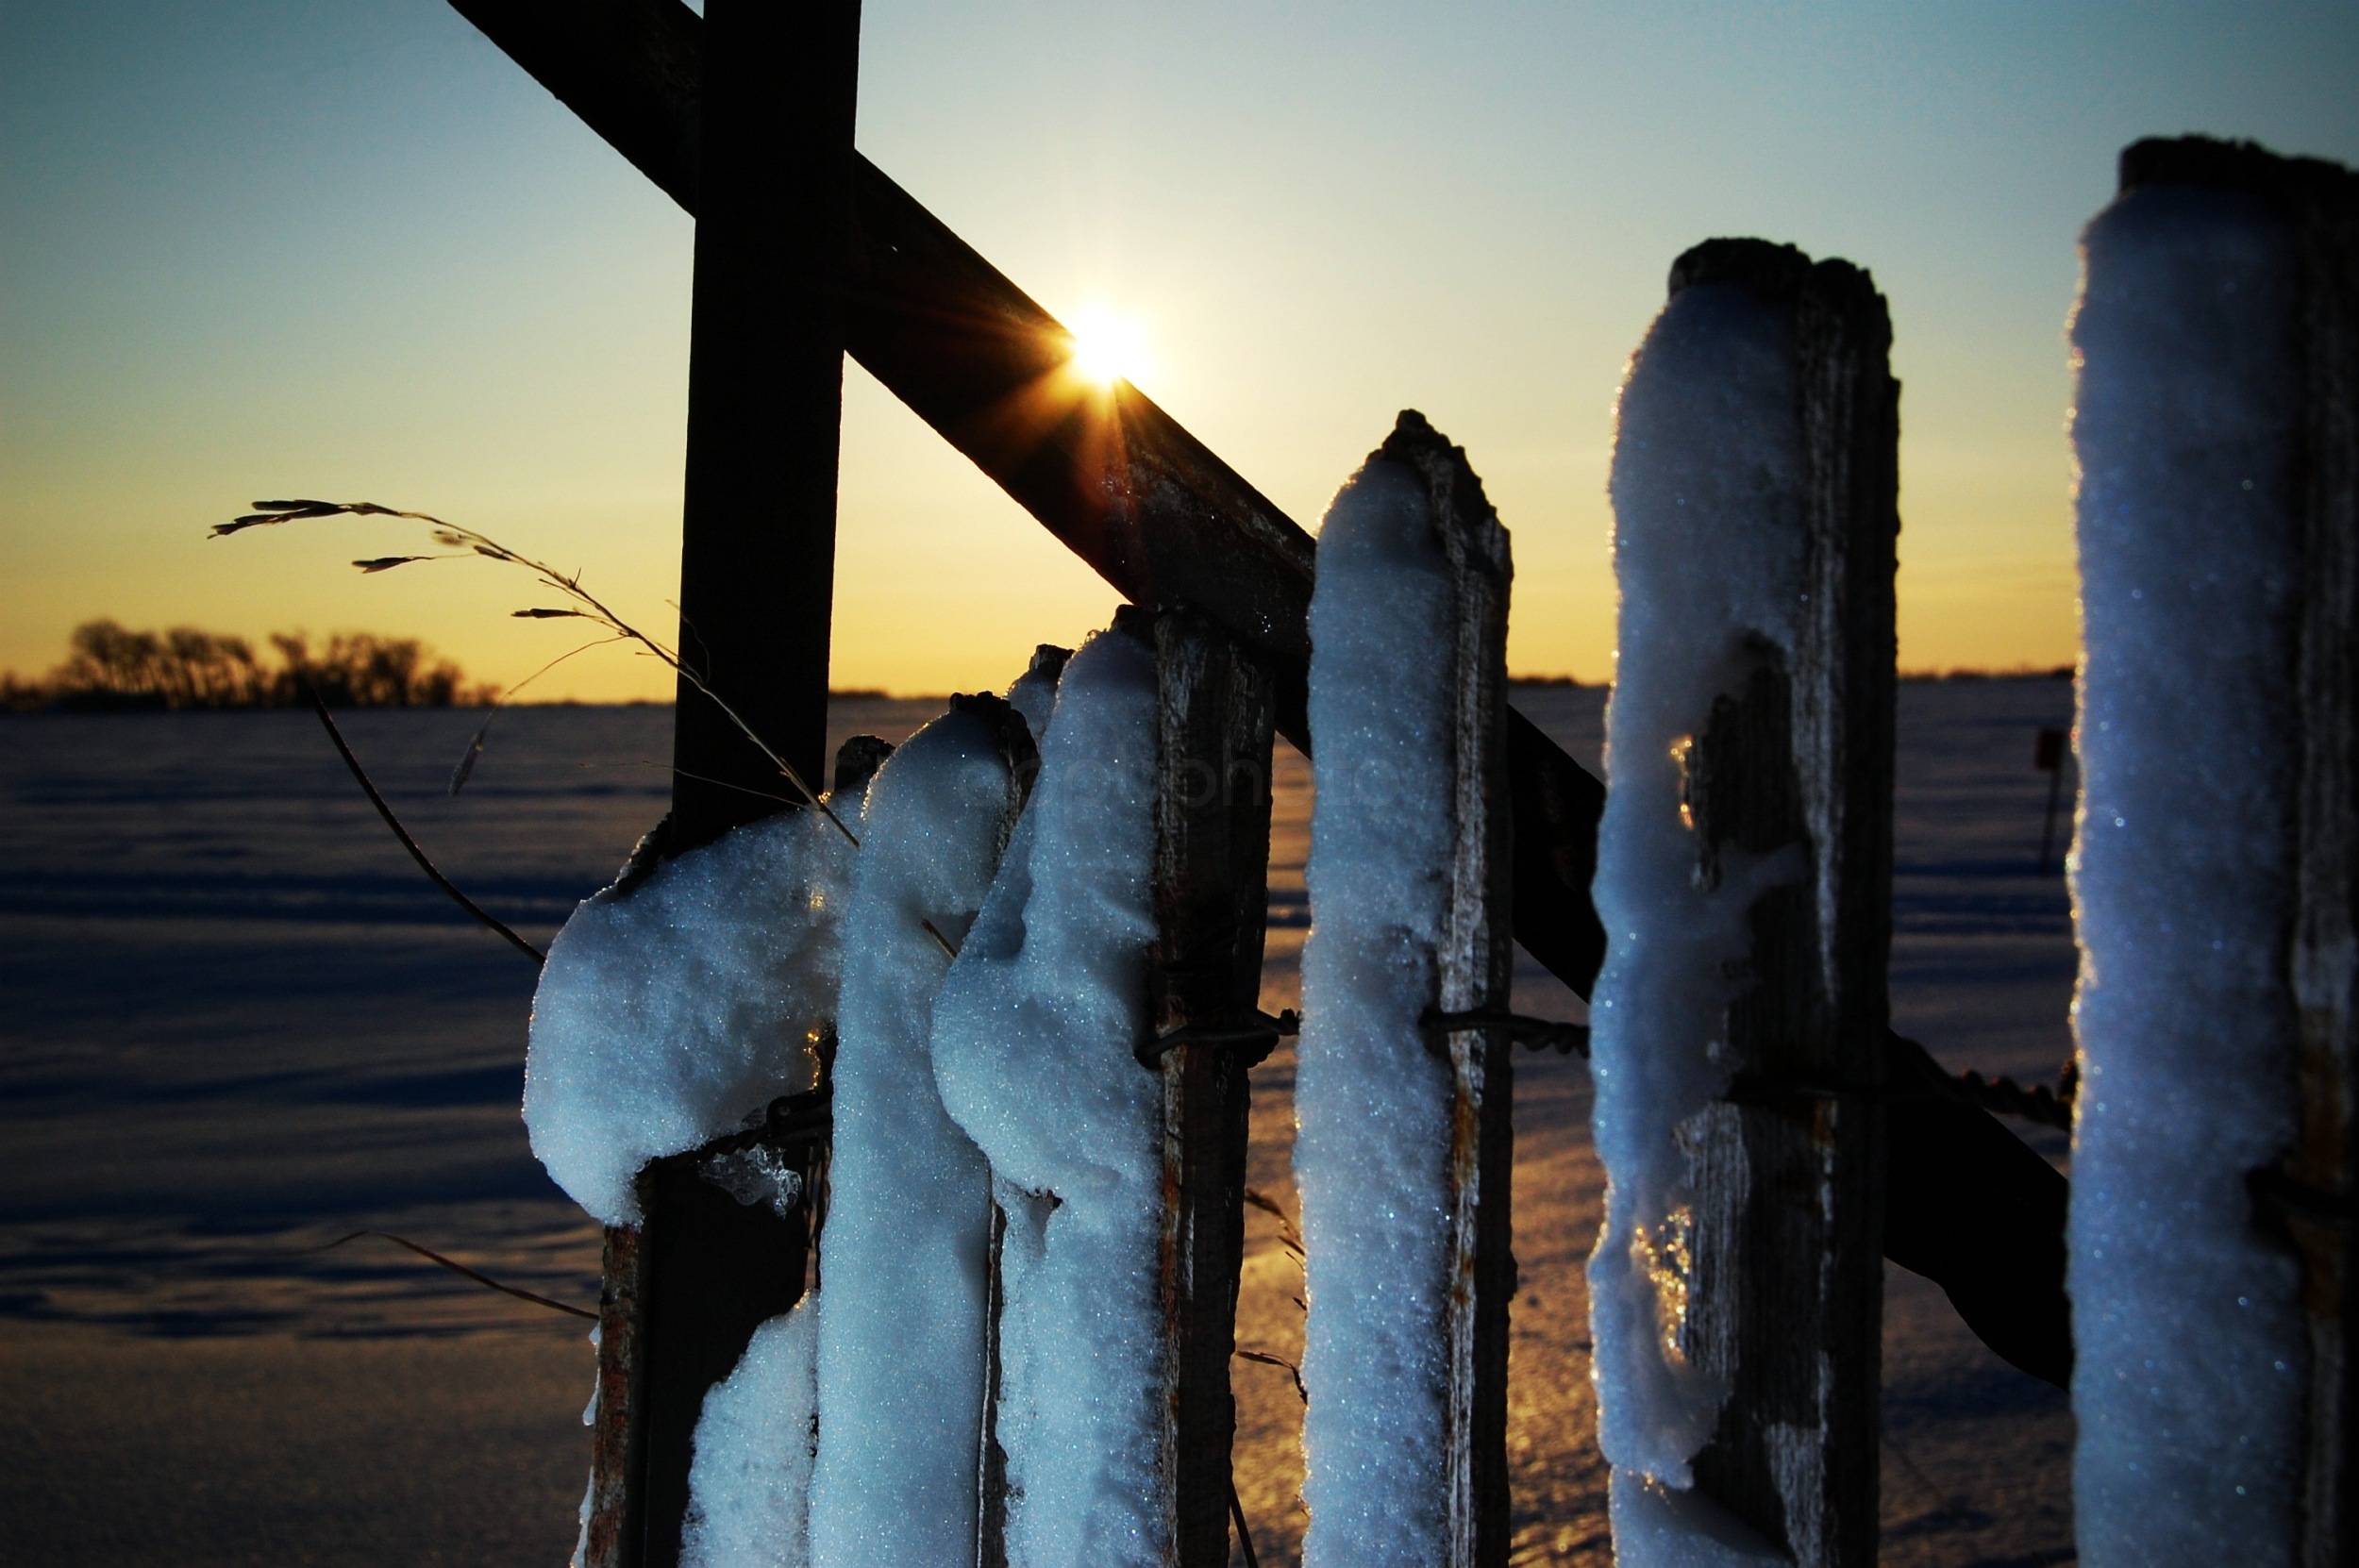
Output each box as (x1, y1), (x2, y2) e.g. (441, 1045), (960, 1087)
(443, 0), (1608, 996)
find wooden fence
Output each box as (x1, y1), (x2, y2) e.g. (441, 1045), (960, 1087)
(410, 3), (2355, 1560)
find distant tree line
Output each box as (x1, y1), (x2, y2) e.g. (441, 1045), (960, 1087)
(1, 619), (497, 712)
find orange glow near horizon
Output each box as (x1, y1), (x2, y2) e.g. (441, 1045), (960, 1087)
(4, 6), (2346, 704)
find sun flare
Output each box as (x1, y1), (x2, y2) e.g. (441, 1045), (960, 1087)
(1065, 303), (1149, 388)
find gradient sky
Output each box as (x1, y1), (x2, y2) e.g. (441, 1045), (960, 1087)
(5, 1), (2355, 699)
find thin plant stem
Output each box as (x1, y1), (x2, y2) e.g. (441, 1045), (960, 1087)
(452, 632), (633, 795)
(306, 688), (547, 967)
(306, 1229), (594, 1321)
(216, 500), (856, 845)
(1227, 1482), (1263, 1568)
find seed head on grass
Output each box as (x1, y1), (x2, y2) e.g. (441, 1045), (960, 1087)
(211, 499), (855, 844)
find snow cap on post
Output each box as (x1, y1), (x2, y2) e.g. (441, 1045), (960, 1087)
(523, 792), (864, 1227)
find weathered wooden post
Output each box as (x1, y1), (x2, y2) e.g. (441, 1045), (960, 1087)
(1388, 416), (1519, 1567)
(2270, 137), (2359, 1568)
(1620, 239), (1897, 1565)
(1146, 606), (1278, 1567)
(1692, 241), (1894, 1567)
(1293, 412), (1515, 1568)
(582, 2), (862, 1562)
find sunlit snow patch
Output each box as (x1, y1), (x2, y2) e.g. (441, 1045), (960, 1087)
(524, 793), (863, 1227)
(932, 624), (1163, 1568)
(1293, 456), (1459, 1567)
(808, 694), (1036, 1566)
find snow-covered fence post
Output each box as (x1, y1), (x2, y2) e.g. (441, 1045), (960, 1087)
(577, 734), (884, 1568)
(811, 692), (1039, 1566)
(1680, 241), (1895, 1568)
(1403, 416), (1520, 1568)
(1295, 410), (1515, 1568)
(578, 2), (862, 1559)
(1589, 238), (1896, 1565)
(1144, 606), (1278, 1567)
(2068, 135), (2357, 1568)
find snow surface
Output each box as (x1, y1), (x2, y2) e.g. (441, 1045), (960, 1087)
(682, 1298), (820, 1568)
(523, 798), (861, 1226)
(4, 688), (2088, 1565)
(1293, 457), (1459, 1566)
(1586, 278), (1806, 1534)
(807, 700), (1027, 1567)
(1608, 1471), (1791, 1567)
(2067, 182), (2307, 1564)
(932, 626), (1166, 1568)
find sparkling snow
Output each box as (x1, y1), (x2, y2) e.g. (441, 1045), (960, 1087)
(523, 796), (862, 1227)
(932, 625), (1166, 1567)
(681, 1298), (820, 1568)
(1586, 276), (1806, 1535)
(2066, 181), (2307, 1564)
(807, 699), (1028, 1566)
(1293, 456), (1459, 1567)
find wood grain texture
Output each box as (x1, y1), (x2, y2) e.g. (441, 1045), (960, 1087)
(585, 1220), (649, 1568)
(1668, 240), (1897, 1568)
(1146, 607), (1279, 1567)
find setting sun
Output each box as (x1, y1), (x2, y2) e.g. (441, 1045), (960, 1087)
(1065, 303), (1149, 388)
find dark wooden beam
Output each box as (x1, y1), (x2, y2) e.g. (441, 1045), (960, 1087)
(441, 0), (1606, 998)
(1146, 607), (1278, 1567)
(577, 2), (862, 1563)
(668, 0), (858, 833)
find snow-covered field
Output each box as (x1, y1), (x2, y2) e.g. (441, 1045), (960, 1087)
(0, 680), (2078, 1565)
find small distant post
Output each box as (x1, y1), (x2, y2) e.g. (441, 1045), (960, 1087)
(1146, 606), (1279, 1567)
(1673, 240), (1899, 1567)
(2035, 725), (2068, 874)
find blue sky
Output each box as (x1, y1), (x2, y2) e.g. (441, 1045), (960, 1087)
(5, 1), (2354, 694)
